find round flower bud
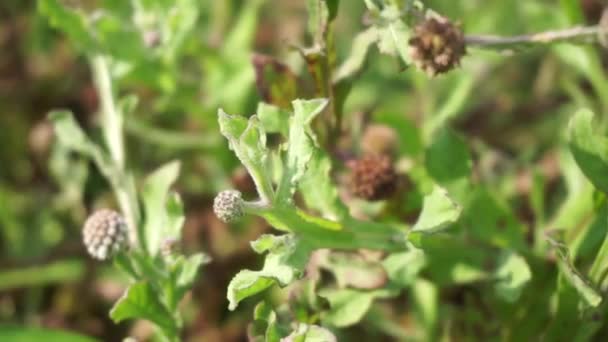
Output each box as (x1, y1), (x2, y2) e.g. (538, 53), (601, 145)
(408, 16), (466, 76)
(348, 155), (398, 201)
(82, 209), (128, 260)
(213, 190), (244, 223)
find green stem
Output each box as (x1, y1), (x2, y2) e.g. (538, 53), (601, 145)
(125, 118), (219, 150)
(90, 55), (142, 251)
(465, 26), (601, 50)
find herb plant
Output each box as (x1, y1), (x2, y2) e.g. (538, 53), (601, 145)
(3, 0), (608, 341)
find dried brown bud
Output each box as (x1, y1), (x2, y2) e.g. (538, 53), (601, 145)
(408, 16), (466, 76)
(83, 209), (128, 260)
(348, 155), (398, 201)
(361, 124), (398, 157)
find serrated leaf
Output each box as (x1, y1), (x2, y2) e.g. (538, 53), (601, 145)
(110, 282), (176, 335)
(411, 187), (461, 234)
(219, 110), (273, 202)
(275, 99), (329, 204)
(141, 161), (181, 255)
(227, 235), (312, 310)
(567, 108), (608, 194)
(494, 251), (531, 302)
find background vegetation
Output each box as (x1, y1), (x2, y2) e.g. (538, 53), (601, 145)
(2, 0), (608, 341)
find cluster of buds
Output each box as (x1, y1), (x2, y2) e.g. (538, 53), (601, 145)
(82, 209), (129, 260)
(408, 15), (466, 76)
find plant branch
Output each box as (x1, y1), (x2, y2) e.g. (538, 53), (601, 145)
(465, 25), (601, 50)
(91, 55), (142, 251)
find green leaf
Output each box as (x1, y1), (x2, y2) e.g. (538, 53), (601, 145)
(170, 253), (209, 305)
(567, 108), (608, 194)
(219, 110), (274, 202)
(382, 249), (427, 288)
(38, 0), (95, 51)
(411, 187), (461, 234)
(306, 0), (332, 44)
(227, 235), (312, 310)
(299, 150), (349, 220)
(257, 102), (290, 137)
(110, 282), (176, 334)
(165, 192), (185, 238)
(318, 251), (388, 290)
(283, 324), (337, 342)
(276, 99), (329, 204)
(375, 6), (411, 67)
(141, 161), (181, 255)
(48, 110), (97, 156)
(48, 110), (116, 180)
(493, 251), (531, 302)
(425, 127), (472, 199)
(0, 326), (98, 342)
(0, 259), (85, 291)
(319, 288), (396, 327)
(333, 27), (379, 84)
(250, 302), (284, 342)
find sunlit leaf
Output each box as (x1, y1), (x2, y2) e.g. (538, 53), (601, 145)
(227, 235), (312, 310)
(141, 161), (181, 255)
(567, 108), (608, 194)
(110, 282), (176, 334)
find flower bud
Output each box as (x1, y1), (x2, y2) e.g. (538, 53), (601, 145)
(408, 16), (466, 76)
(213, 190), (244, 223)
(348, 155), (398, 201)
(82, 209), (128, 260)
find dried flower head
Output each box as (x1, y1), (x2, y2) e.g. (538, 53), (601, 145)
(348, 155), (398, 201)
(82, 209), (128, 260)
(361, 124), (398, 157)
(213, 190), (244, 223)
(408, 16), (466, 76)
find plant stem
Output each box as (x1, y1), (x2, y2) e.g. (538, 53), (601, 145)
(465, 26), (601, 50)
(92, 55), (125, 168)
(91, 55), (142, 250)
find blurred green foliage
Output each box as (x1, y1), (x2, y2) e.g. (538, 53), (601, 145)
(2, 0), (608, 341)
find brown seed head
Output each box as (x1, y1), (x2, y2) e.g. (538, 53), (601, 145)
(408, 16), (466, 76)
(348, 155), (398, 201)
